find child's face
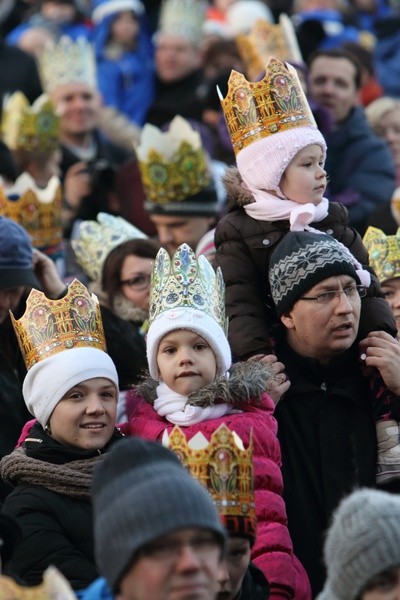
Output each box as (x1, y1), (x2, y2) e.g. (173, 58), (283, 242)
(111, 11), (139, 47)
(157, 330), (217, 395)
(280, 144), (326, 206)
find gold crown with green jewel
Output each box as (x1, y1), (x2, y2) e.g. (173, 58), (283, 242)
(11, 279), (106, 371)
(363, 226), (400, 283)
(1, 92), (60, 153)
(163, 423), (256, 538)
(71, 212), (148, 282)
(219, 56), (315, 156)
(137, 116), (211, 205)
(149, 243), (227, 334)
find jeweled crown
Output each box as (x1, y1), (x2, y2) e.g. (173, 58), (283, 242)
(219, 56), (315, 156)
(363, 226), (400, 283)
(236, 15), (303, 82)
(0, 173), (62, 250)
(1, 92), (60, 153)
(156, 0), (206, 46)
(11, 279), (106, 371)
(38, 36), (96, 93)
(137, 116), (211, 205)
(71, 212), (148, 282)
(164, 424), (256, 536)
(149, 243), (227, 334)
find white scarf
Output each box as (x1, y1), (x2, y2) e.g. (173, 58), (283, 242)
(154, 382), (236, 426)
(243, 189), (371, 287)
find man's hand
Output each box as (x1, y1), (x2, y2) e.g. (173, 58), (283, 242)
(32, 249), (66, 299)
(359, 331), (400, 395)
(247, 353), (290, 405)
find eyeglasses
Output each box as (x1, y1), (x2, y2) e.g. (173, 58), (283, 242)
(298, 284), (367, 305)
(120, 274), (151, 291)
(139, 533), (221, 564)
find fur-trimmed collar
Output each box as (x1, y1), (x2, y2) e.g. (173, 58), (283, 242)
(135, 361), (274, 408)
(223, 166), (255, 210)
(89, 281), (148, 323)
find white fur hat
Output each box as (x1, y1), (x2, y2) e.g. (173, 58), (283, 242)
(23, 347), (119, 428)
(146, 307), (231, 380)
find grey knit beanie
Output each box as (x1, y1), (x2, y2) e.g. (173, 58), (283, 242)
(268, 231), (360, 316)
(317, 488), (400, 600)
(92, 437), (226, 592)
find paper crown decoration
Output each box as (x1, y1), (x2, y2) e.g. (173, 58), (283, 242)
(1, 92), (60, 153)
(91, 0), (144, 23)
(137, 116), (212, 205)
(156, 0), (206, 46)
(0, 173), (62, 251)
(218, 56), (315, 156)
(0, 566), (77, 600)
(236, 15), (303, 82)
(11, 279), (106, 371)
(363, 226), (400, 283)
(38, 36), (96, 93)
(163, 423), (256, 539)
(71, 212), (148, 282)
(149, 243), (227, 333)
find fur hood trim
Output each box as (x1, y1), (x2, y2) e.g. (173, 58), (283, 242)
(135, 361), (275, 408)
(223, 167), (255, 209)
(89, 281), (148, 323)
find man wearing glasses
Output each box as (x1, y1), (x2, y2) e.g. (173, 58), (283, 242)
(268, 231), (400, 598)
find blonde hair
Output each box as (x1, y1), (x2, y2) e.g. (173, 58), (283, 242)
(365, 97), (400, 131)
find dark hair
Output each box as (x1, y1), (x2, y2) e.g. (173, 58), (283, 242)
(102, 238), (160, 309)
(308, 48), (363, 89)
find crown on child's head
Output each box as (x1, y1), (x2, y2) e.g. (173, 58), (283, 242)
(363, 226), (400, 283)
(236, 15), (303, 83)
(11, 279), (106, 371)
(1, 93), (60, 153)
(71, 212), (148, 282)
(219, 56), (316, 156)
(163, 423), (257, 539)
(137, 116), (212, 207)
(149, 243), (227, 333)
(0, 173), (62, 251)
(38, 36), (96, 93)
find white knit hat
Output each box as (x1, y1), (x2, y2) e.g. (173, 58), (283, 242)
(23, 347), (119, 428)
(146, 307), (231, 380)
(317, 488), (400, 600)
(236, 126), (327, 195)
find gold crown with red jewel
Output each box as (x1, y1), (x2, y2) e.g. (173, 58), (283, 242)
(11, 279), (106, 371)
(219, 56), (315, 156)
(0, 173), (62, 250)
(236, 15), (303, 82)
(163, 423), (256, 539)
(1, 92), (60, 153)
(363, 226), (400, 283)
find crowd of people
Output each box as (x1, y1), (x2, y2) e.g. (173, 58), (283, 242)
(2, 0), (400, 599)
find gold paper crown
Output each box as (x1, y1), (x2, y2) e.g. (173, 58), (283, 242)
(164, 424), (256, 535)
(236, 15), (303, 82)
(71, 212), (148, 282)
(0, 567), (77, 600)
(11, 279), (106, 370)
(0, 173), (62, 250)
(137, 116), (211, 204)
(1, 92), (60, 153)
(157, 0), (206, 46)
(363, 226), (400, 283)
(149, 243), (227, 333)
(219, 56), (315, 155)
(38, 36), (96, 93)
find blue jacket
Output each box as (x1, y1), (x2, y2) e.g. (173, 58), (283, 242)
(91, 13), (155, 126)
(324, 106), (396, 234)
(77, 578), (113, 600)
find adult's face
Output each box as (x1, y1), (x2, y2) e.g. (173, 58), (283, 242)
(373, 108), (400, 168)
(118, 527), (223, 600)
(0, 287), (24, 324)
(155, 35), (201, 83)
(308, 56), (359, 123)
(281, 275), (361, 364)
(150, 214), (214, 256)
(51, 82), (101, 140)
(49, 377), (117, 450)
(119, 254), (154, 310)
(381, 277), (400, 332)
(217, 537), (251, 600)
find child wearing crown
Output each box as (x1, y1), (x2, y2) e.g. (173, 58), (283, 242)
(122, 243), (312, 600)
(215, 57), (396, 363)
